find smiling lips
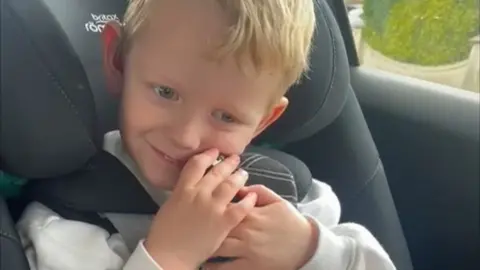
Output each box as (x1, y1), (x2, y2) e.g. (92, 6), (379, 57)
(151, 145), (185, 167)
(162, 153), (180, 164)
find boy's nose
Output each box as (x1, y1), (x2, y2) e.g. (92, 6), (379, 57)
(168, 121), (202, 151)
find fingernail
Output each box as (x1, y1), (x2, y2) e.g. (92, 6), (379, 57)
(229, 155), (240, 164)
(237, 168), (248, 179)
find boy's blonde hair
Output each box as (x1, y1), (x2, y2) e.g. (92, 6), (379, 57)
(121, 0), (316, 90)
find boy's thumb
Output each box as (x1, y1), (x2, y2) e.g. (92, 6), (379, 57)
(237, 185), (283, 206)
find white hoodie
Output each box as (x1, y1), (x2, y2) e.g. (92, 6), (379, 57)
(16, 130), (396, 270)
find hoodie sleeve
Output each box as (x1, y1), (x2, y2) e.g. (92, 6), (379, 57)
(123, 240), (164, 270)
(16, 202), (164, 270)
(297, 180), (396, 270)
(16, 202), (131, 270)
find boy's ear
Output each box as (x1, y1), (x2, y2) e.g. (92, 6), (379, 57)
(101, 21), (124, 97)
(254, 97), (289, 137)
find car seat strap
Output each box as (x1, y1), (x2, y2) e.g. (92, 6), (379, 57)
(25, 150), (305, 254)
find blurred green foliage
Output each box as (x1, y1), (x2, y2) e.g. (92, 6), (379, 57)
(362, 0), (399, 34)
(362, 0), (479, 65)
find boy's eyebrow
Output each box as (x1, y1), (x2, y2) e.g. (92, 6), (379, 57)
(146, 72), (185, 90)
(224, 102), (258, 122)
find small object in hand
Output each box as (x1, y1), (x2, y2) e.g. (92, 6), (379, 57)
(212, 154), (225, 166)
(205, 154), (226, 174)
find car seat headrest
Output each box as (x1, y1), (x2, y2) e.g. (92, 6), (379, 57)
(0, 0), (98, 178)
(254, 0), (350, 145)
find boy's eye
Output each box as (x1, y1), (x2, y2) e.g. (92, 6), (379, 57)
(153, 85), (179, 101)
(212, 110), (236, 123)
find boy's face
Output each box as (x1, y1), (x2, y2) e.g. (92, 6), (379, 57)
(103, 0), (288, 190)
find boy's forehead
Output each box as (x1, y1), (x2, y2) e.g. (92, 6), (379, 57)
(131, 0), (231, 70)
(144, 0), (229, 41)
(126, 0), (282, 110)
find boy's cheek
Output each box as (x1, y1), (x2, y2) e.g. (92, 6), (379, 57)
(207, 131), (255, 156)
(121, 95), (163, 131)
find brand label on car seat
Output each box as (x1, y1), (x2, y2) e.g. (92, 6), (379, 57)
(85, 13), (120, 33)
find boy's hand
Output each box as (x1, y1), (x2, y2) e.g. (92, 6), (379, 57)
(144, 149), (257, 270)
(204, 185), (319, 270)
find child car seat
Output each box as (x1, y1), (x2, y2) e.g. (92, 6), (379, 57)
(0, 0), (413, 269)
(0, 0), (311, 268)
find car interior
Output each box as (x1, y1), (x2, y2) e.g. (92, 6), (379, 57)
(0, 0), (478, 270)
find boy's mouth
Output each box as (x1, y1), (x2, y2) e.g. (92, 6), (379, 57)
(163, 153), (186, 167)
(150, 145), (185, 167)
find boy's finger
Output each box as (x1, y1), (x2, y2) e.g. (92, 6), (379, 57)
(225, 192), (257, 225)
(212, 168), (248, 204)
(197, 155), (241, 193)
(210, 237), (245, 258)
(234, 187), (250, 199)
(175, 148), (219, 190)
(237, 185), (283, 207)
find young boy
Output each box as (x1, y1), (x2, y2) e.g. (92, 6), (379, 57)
(17, 0), (396, 269)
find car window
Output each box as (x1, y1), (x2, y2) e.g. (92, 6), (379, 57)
(345, 0), (479, 93)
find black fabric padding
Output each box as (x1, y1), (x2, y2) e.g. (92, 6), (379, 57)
(284, 88), (414, 270)
(1, 0), (97, 178)
(246, 146), (312, 201)
(236, 152), (299, 204)
(254, 0), (349, 145)
(343, 167), (413, 270)
(40, 0), (126, 136)
(26, 152), (158, 215)
(0, 197), (30, 270)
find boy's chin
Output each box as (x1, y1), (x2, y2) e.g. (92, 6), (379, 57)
(147, 178), (177, 191)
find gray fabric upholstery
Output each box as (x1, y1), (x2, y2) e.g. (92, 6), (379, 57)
(0, 197), (30, 270)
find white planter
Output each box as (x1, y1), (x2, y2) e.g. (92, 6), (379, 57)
(461, 37), (479, 93)
(353, 29), (479, 92)
(362, 44), (469, 89)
